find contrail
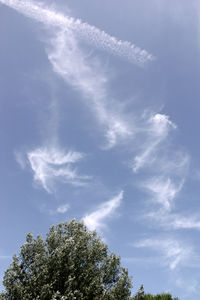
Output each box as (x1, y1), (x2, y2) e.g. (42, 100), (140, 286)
(0, 0), (155, 65)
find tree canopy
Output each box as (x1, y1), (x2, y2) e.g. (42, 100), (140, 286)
(0, 220), (132, 300)
(0, 220), (179, 300)
(132, 285), (179, 300)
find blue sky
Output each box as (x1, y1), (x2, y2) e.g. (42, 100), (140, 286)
(0, 0), (200, 299)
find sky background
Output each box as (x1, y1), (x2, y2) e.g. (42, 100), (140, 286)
(0, 0), (200, 299)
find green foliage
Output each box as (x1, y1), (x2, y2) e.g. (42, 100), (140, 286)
(0, 220), (132, 300)
(0, 220), (180, 300)
(143, 294), (179, 300)
(132, 285), (179, 300)
(133, 284), (145, 299)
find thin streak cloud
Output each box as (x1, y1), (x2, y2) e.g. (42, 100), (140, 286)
(1, 0), (135, 148)
(83, 191), (123, 232)
(133, 113), (176, 172)
(56, 203), (70, 214)
(134, 238), (194, 270)
(147, 210), (200, 231)
(48, 29), (132, 148)
(0, 0), (154, 65)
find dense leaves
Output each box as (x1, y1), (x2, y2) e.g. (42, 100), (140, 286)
(132, 285), (179, 300)
(0, 220), (180, 300)
(0, 220), (132, 300)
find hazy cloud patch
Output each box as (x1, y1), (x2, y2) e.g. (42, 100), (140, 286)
(134, 237), (194, 270)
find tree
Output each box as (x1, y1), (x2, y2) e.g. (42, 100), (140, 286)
(131, 286), (179, 300)
(0, 220), (132, 300)
(133, 285), (145, 299)
(143, 294), (179, 300)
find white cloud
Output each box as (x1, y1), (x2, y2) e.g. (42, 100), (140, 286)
(56, 203), (69, 214)
(149, 113), (176, 136)
(133, 113), (176, 172)
(158, 151), (190, 177)
(0, 0), (152, 148)
(47, 28), (132, 148)
(131, 113), (190, 229)
(39, 203), (70, 216)
(0, 0), (154, 65)
(147, 210), (200, 231)
(26, 146), (89, 193)
(83, 191), (123, 232)
(143, 176), (183, 211)
(171, 215), (200, 230)
(139, 149), (190, 227)
(134, 237), (193, 270)
(140, 150), (192, 230)
(105, 118), (132, 149)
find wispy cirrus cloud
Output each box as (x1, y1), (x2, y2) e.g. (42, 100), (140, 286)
(143, 176), (184, 211)
(44, 203), (70, 216)
(0, 0), (154, 65)
(140, 153), (190, 227)
(19, 146), (90, 193)
(132, 112), (191, 230)
(133, 237), (194, 270)
(83, 191), (123, 232)
(169, 214), (200, 230)
(40, 202), (70, 216)
(132, 113), (176, 172)
(48, 29), (132, 148)
(147, 210), (200, 231)
(0, 0), (154, 148)
(56, 203), (70, 214)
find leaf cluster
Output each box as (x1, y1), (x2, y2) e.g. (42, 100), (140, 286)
(1, 220), (132, 300)
(132, 285), (179, 300)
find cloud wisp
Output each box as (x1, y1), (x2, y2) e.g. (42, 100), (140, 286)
(0, 0), (154, 65)
(56, 203), (70, 214)
(140, 153), (191, 230)
(6, 0), (193, 240)
(147, 210), (200, 231)
(0, 0), (138, 148)
(39, 202), (70, 216)
(83, 191), (123, 232)
(132, 113), (176, 173)
(25, 146), (90, 193)
(134, 237), (194, 270)
(48, 29), (132, 148)
(140, 148), (191, 231)
(143, 176), (184, 211)
(131, 112), (191, 233)
(0, 0), (155, 148)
